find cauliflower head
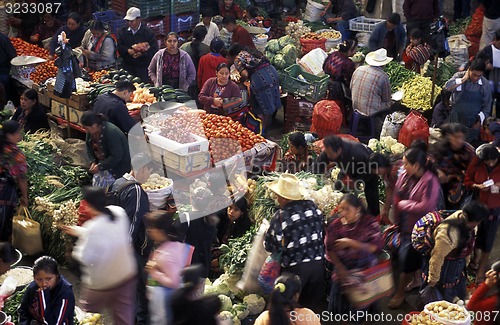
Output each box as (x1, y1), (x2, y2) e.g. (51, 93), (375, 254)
(218, 295), (233, 312)
(243, 294), (266, 315)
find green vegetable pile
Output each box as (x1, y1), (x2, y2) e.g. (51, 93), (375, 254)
(18, 132), (90, 264)
(423, 59), (457, 87)
(3, 285), (27, 323)
(383, 61), (418, 92)
(219, 226), (257, 275)
(448, 17), (471, 36)
(265, 36), (299, 72)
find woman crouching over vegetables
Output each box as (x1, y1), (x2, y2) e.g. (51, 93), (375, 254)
(19, 256), (75, 325)
(0, 120), (28, 242)
(254, 274), (320, 325)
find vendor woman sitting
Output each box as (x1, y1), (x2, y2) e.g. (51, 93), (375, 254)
(12, 89), (50, 134)
(281, 132), (319, 173)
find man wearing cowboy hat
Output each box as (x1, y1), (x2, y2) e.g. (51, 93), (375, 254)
(264, 174), (325, 312)
(350, 48), (392, 124)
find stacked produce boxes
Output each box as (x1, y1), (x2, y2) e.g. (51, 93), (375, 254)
(170, 0), (199, 33)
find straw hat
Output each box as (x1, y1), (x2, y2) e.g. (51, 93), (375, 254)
(365, 48), (393, 67)
(266, 174), (309, 201)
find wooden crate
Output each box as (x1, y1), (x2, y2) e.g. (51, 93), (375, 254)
(50, 100), (90, 127)
(149, 144), (211, 175)
(46, 84), (90, 110)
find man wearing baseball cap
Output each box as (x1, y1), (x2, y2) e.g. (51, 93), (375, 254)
(117, 7), (158, 83)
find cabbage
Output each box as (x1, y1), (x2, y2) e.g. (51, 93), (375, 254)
(265, 51), (275, 61)
(281, 44), (298, 66)
(243, 294), (266, 315)
(231, 304), (250, 320)
(272, 54), (287, 70)
(218, 295), (233, 311)
(278, 35), (294, 48)
(265, 39), (280, 53)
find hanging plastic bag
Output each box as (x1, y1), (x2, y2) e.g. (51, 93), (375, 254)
(398, 111), (430, 147)
(416, 285), (444, 310)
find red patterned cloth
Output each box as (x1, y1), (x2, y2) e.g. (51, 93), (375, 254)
(402, 43), (432, 73)
(0, 143), (27, 179)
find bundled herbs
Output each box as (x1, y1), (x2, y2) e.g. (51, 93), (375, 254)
(383, 61), (417, 92)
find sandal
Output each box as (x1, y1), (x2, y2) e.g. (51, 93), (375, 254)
(405, 281), (421, 292)
(387, 296), (405, 309)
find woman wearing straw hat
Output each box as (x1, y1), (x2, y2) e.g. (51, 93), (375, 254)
(264, 174), (325, 312)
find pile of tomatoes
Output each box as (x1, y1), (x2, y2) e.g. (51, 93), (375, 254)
(10, 37), (51, 59)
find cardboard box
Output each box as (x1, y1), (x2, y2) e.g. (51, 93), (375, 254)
(46, 84), (90, 110)
(149, 144), (211, 176)
(50, 100), (90, 127)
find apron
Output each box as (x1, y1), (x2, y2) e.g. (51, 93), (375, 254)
(447, 84), (483, 143)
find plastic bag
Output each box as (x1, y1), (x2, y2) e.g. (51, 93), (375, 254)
(380, 111), (406, 139)
(237, 220), (270, 293)
(417, 285), (444, 310)
(446, 35), (470, 69)
(310, 100), (343, 138)
(296, 48), (328, 76)
(398, 111), (430, 147)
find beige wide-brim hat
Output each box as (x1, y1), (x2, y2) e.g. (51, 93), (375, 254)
(267, 174), (309, 201)
(365, 48), (393, 67)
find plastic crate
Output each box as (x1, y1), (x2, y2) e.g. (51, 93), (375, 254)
(127, 0), (171, 17)
(171, 12), (199, 33)
(171, 0), (199, 15)
(145, 16), (170, 36)
(282, 64), (329, 103)
(348, 16), (385, 32)
(93, 11), (127, 35)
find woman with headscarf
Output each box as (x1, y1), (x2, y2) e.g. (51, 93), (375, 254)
(227, 44), (281, 135)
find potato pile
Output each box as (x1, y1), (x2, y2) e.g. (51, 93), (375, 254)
(80, 313), (103, 325)
(424, 301), (469, 322)
(301, 32), (326, 41)
(318, 30), (341, 40)
(142, 173), (173, 191)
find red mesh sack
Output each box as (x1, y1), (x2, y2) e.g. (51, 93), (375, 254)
(310, 100), (343, 139)
(398, 111), (430, 147)
(465, 5), (484, 39)
(77, 199), (92, 226)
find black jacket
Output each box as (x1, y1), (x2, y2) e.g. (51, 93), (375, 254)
(111, 176), (152, 257)
(19, 276), (75, 325)
(85, 121), (131, 179)
(92, 91), (136, 135)
(12, 105), (50, 134)
(217, 212), (252, 245)
(117, 24), (158, 68)
(50, 24), (88, 55)
(0, 33), (16, 75)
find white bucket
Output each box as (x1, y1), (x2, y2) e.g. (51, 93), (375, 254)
(304, 0), (326, 22)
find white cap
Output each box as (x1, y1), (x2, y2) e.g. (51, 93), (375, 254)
(124, 7), (141, 21)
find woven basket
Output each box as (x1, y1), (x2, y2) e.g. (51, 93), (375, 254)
(300, 38), (327, 55)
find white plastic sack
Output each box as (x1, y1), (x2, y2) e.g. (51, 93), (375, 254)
(237, 219), (270, 293)
(253, 34), (268, 54)
(446, 35), (470, 69)
(304, 0), (326, 22)
(429, 127), (443, 145)
(296, 48), (328, 76)
(380, 111), (406, 139)
(356, 32), (371, 47)
(0, 277), (18, 297)
(145, 183), (173, 210)
(317, 29), (342, 52)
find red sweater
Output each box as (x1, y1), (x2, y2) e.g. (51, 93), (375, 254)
(232, 26), (256, 50)
(197, 53), (227, 89)
(464, 156), (500, 209)
(467, 282), (498, 325)
(220, 4), (243, 19)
